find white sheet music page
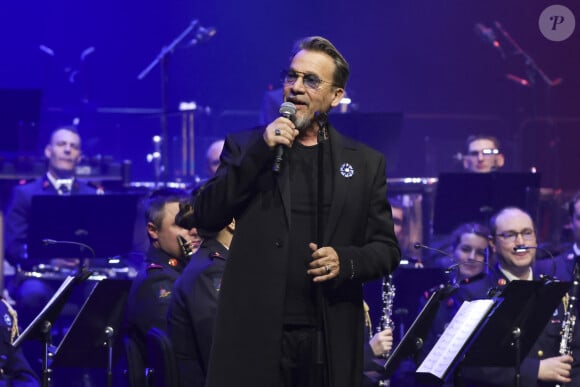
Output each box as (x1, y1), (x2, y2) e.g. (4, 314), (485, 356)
(416, 298), (495, 380)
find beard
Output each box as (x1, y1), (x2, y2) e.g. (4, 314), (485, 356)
(294, 112), (315, 133)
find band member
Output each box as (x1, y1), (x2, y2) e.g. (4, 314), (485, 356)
(453, 207), (572, 386)
(462, 134), (504, 173)
(4, 126), (101, 330)
(167, 219), (235, 387)
(125, 189), (201, 374)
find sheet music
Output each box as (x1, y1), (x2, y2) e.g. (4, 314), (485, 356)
(416, 298), (495, 379)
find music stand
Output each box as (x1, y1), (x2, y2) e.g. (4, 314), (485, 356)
(13, 269), (92, 387)
(416, 280), (569, 387)
(50, 279), (132, 387)
(27, 194), (141, 260)
(383, 283), (458, 379)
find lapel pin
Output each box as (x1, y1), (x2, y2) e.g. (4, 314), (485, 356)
(339, 163), (354, 178)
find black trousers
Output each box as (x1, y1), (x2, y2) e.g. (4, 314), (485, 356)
(279, 325), (328, 387)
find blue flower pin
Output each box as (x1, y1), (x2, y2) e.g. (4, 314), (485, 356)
(339, 163), (354, 178)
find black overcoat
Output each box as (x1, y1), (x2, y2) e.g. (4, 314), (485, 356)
(192, 125), (401, 387)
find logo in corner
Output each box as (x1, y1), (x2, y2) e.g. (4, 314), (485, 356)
(539, 5), (575, 42)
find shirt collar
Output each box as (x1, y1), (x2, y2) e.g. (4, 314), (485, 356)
(46, 173), (73, 192)
(498, 265), (533, 281)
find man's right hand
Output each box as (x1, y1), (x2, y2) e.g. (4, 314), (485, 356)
(263, 118), (297, 149)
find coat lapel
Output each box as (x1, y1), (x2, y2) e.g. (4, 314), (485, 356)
(276, 157), (292, 228)
(275, 126), (355, 239)
(324, 127), (350, 244)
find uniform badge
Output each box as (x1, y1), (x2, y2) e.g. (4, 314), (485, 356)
(339, 163), (354, 178)
(3, 313), (12, 327)
(158, 286), (171, 299)
(497, 278), (507, 286)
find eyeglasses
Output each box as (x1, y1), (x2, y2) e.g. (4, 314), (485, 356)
(281, 69), (336, 90)
(466, 148), (500, 157)
(495, 228), (535, 242)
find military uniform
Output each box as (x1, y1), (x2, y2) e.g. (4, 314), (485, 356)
(0, 299), (39, 386)
(126, 246), (187, 363)
(450, 265), (566, 386)
(167, 238), (228, 387)
(535, 248), (580, 385)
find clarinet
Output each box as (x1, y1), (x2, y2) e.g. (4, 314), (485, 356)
(559, 262), (580, 356)
(377, 274), (395, 387)
(377, 274), (396, 341)
(555, 263), (580, 387)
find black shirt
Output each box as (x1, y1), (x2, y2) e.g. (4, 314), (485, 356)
(283, 141), (332, 325)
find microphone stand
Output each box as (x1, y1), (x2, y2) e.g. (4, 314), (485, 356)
(137, 19), (201, 185)
(493, 21), (562, 178)
(494, 21), (562, 88)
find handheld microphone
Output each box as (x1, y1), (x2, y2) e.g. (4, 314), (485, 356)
(42, 238), (96, 259)
(272, 102), (296, 173)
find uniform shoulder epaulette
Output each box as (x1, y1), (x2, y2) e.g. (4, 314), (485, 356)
(146, 263), (164, 271)
(459, 272), (485, 285)
(209, 250), (226, 261)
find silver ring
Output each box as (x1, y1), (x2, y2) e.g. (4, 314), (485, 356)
(274, 128), (281, 136)
(325, 264), (331, 274)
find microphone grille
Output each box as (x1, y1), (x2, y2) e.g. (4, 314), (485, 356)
(279, 102), (296, 117)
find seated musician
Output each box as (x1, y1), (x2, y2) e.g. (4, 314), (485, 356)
(433, 207), (572, 386)
(125, 188), (201, 374)
(432, 222), (489, 284)
(167, 216), (234, 387)
(461, 134), (504, 174)
(362, 301), (394, 387)
(3, 126), (102, 328)
(535, 191), (580, 384)
(0, 298), (39, 386)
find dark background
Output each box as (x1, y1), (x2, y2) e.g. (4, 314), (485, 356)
(1, 0), (578, 187)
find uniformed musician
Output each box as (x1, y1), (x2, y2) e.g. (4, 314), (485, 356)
(167, 219), (235, 387)
(125, 189), (201, 374)
(451, 207), (572, 386)
(0, 298), (39, 386)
